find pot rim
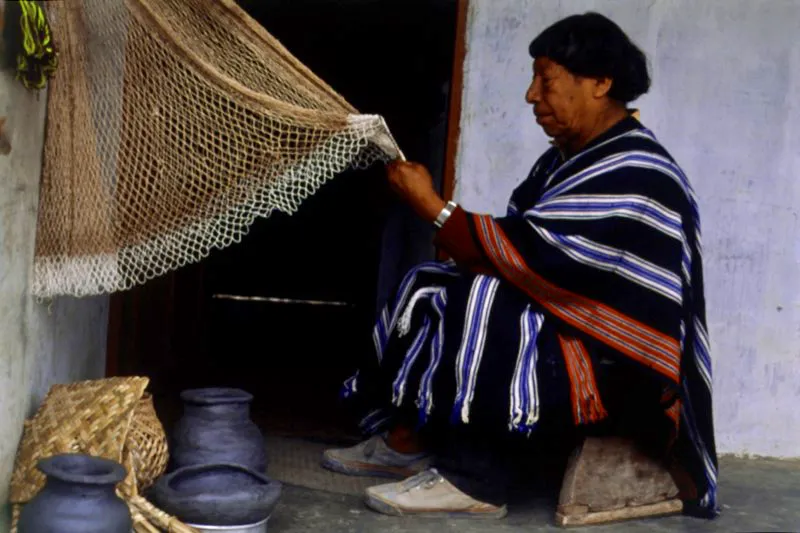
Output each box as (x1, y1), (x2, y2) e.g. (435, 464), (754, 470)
(186, 516), (270, 530)
(165, 463), (274, 489)
(38, 454), (127, 485)
(152, 464), (281, 525)
(180, 388), (254, 406)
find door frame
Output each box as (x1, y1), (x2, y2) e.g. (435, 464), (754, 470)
(441, 0), (469, 205)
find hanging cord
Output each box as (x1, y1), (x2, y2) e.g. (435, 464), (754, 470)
(12, 0), (58, 90)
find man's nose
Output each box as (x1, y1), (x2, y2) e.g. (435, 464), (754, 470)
(526, 81), (540, 104)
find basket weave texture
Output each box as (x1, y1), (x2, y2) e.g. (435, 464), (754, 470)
(10, 376), (149, 503)
(127, 392), (170, 491)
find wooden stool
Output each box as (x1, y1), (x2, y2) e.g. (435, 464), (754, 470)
(556, 436), (683, 527)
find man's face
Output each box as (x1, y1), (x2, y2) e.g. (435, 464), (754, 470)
(525, 57), (597, 144)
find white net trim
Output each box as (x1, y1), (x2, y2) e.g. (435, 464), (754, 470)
(33, 0), (403, 298)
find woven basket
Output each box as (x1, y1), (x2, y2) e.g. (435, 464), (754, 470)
(125, 393), (169, 491)
(10, 376), (148, 503)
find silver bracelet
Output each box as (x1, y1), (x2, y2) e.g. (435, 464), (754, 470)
(434, 200), (458, 229)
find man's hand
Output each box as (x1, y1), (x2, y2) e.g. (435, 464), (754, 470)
(387, 160), (446, 224)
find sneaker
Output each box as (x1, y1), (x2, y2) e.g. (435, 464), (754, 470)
(322, 435), (431, 478)
(364, 469), (508, 518)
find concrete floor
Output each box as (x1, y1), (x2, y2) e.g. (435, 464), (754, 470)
(267, 457), (800, 532)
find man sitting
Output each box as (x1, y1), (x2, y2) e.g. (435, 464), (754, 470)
(323, 12), (718, 521)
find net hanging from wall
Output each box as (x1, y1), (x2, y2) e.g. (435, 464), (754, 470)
(33, 0), (404, 297)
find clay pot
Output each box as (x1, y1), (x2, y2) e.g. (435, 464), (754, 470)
(170, 388), (266, 473)
(17, 454), (132, 533)
(149, 463), (281, 526)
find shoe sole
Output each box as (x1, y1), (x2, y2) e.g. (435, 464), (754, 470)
(321, 455), (419, 479)
(364, 492), (509, 519)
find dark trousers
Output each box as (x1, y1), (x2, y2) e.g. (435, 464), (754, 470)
(425, 424), (520, 506)
(416, 404), (577, 506)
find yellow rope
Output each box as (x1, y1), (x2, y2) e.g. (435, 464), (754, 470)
(15, 0), (58, 90)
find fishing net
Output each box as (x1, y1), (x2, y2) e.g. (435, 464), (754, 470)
(33, 0), (404, 298)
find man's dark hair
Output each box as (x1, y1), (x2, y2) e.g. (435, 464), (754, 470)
(529, 12), (650, 103)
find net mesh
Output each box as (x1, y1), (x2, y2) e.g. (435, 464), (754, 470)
(33, 0), (403, 297)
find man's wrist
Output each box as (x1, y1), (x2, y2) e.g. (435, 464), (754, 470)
(414, 193), (447, 224)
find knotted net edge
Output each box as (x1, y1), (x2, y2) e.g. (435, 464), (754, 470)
(32, 114), (400, 298)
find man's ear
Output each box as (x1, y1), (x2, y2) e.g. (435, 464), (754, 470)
(593, 77), (613, 99)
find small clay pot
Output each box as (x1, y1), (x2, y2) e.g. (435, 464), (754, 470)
(18, 454), (132, 533)
(149, 463), (282, 526)
(170, 388), (266, 472)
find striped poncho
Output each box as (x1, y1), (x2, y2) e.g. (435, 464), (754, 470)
(344, 117), (718, 518)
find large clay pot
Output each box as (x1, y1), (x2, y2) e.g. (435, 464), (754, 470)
(18, 454), (132, 533)
(171, 388), (266, 472)
(149, 463), (281, 526)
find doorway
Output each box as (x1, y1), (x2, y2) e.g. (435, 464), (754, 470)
(107, 0), (461, 442)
